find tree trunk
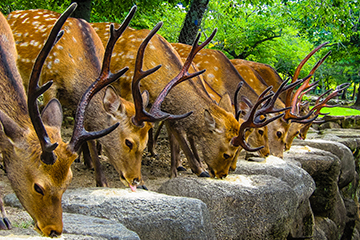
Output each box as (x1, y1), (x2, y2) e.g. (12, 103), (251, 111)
(352, 82), (357, 101)
(71, 0), (92, 22)
(178, 0), (209, 45)
(354, 83), (360, 106)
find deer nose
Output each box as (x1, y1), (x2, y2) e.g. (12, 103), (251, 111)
(49, 230), (61, 238)
(219, 174), (227, 179)
(132, 178), (140, 186)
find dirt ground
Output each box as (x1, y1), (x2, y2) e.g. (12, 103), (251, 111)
(0, 121), (196, 236)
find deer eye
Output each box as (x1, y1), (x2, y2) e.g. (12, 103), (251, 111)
(276, 131), (282, 138)
(34, 183), (44, 196)
(125, 139), (133, 150)
(258, 130), (264, 136)
(223, 153), (231, 159)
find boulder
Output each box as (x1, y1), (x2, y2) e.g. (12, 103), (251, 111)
(290, 139), (355, 189)
(62, 188), (215, 240)
(319, 122), (341, 130)
(284, 145), (347, 237)
(158, 159), (315, 240)
(62, 212), (140, 240)
(234, 156), (316, 238)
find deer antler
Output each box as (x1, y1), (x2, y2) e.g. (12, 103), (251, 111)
(311, 83), (350, 115)
(68, 6), (137, 152)
(291, 51), (331, 113)
(131, 22), (217, 127)
(284, 42), (329, 122)
(28, 3), (77, 165)
(231, 87), (279, 151)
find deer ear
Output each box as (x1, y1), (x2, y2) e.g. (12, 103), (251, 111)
(219, 93), (233, 114)
(204, 109), (216, 130)
(41, 99), (63, 129)
(204, 110), (224, 134)
(0, 110), (24, 144)
(103, 86), (125, 115)
(142, 90), (149, 108)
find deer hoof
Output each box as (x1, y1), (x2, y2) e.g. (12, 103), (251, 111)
(177, 166), (187, 172)
(3, 218), (11, 230)
(199, 171), (210, 177)
(138, 185), (148, 190)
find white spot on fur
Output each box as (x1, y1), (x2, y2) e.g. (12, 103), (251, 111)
(56, 45), (63, 50)
(207, 74), (215, 79)
(19, 42), (29, 47)
(72, 36), (77, 43)
(54, 59), (60, 64)
(214, 66), (219, 71)
(33, 16), (40, 19)
(47, 61), (52, 69)
(20, 13), (28, 18)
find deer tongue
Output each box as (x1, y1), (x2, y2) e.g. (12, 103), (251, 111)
(129, 184), (137, 192)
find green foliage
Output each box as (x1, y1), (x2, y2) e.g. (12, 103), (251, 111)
(316, 107), (360, 116)
(1, 0), (359, 103)
(0, 0), (70, 15)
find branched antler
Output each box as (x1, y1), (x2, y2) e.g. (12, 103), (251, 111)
(68, 6), (138, 152)
(28, 3), (77, 165)
(131, 21), (217, 127)
(311, 83), (350, 115)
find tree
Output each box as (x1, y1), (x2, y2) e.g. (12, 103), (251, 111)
(178, 0), (209, 45)
(71, 0), (92, 22)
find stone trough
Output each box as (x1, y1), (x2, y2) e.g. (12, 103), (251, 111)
(2, 128), (360, 239)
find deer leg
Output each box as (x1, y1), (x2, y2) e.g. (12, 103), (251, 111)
(188, 137), (210, 177)
(0, 197), (11, 230)
(147, 128), (156, 157)
(81, 143), (93, 169)
(167, 125), (206, 177)
(167, 130), (181, 178)
(87, 140), (108, 187)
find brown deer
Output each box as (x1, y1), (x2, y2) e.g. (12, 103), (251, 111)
(90, 22), (288, 179)
(230, 44), (348, 150)
(0, 3), (121, 237)
(171, 43), (308, 158)
(8, 6), (175, 191)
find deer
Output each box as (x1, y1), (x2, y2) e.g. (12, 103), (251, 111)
(230, 44), (349, 150)
(8, 6), (191, 191)
(0, 3), (123, 237)
(171, 43), (311, 159)
(90, 21), (294, 179)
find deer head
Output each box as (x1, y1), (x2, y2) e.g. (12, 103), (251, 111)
(0, 4), (121, 236)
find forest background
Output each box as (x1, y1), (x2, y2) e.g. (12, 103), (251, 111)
(1, 0), (359, 105)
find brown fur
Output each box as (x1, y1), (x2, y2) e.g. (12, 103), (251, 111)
(172, 43), (289, 158)
(8, 9), (153, 189)
(91, 23), (244, 179)
(0, 11), (76, 236)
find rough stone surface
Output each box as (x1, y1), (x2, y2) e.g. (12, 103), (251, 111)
(62, 188), (215, 240)
(284, 145), (347, 238)
(158, 162), (315, 240)
(291, 139), (355, 188)
(63, 213), (140, 240)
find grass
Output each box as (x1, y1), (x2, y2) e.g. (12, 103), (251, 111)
(314, 106), (360, 116)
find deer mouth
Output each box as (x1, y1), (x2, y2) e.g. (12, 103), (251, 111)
(120, 173), (138, 192)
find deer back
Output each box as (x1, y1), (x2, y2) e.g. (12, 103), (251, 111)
(8, 9), (104, 107)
